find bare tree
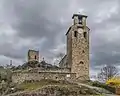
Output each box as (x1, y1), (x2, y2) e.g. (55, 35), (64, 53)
(97, 65), (119, 82)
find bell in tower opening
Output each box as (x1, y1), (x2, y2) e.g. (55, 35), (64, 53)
(72, 13), (87, 27)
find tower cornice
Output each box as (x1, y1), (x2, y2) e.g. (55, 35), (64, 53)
(72, 14), (87, 19)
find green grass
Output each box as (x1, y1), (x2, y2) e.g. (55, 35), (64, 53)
(18, 79), (71, 91)
(19, 81), (42, 91)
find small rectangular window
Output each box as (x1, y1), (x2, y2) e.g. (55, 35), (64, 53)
(74, 31), (77, 37)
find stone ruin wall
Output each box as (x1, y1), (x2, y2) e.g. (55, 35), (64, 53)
(12, 72), (76, 84)
(28, 50), (39, 62)
(29, 68), (71, 73)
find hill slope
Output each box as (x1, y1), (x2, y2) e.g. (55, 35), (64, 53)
(5, 79), (113, 96)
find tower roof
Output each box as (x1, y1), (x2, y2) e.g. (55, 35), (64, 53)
(28, 49), (39, 53)
(66, 26), (72, 35)
(72, 14), (87, 19)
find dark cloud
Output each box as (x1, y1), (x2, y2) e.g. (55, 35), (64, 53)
(2, 0), (71, 55)
(0, 0), (120, 76)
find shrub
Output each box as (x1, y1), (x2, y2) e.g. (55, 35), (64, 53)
(92, 81), (115, 93)
(106, 77), (120, 87)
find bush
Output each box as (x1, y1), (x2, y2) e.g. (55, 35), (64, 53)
(106, 77), (120, 87)
(92, 81), (115, 93)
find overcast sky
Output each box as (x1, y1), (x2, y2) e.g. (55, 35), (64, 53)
(0, 0), (120, 77)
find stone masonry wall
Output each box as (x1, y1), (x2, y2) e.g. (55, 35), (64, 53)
(67, 20), (89, 81)
(71, 25), (89, 80)
(12, 72), (76, 84)
(66, 27), (73, 69)
(29, 68), (71, 73)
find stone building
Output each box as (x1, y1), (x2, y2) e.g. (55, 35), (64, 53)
(12, 13), (90, 83)
(28, 50), (39, 62)
(60, 13), (90, 81)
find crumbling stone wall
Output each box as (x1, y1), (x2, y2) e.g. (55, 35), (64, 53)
(29, 68), (71, 73)
(116, 88), (120, 95)
(12, 72), (76, 84)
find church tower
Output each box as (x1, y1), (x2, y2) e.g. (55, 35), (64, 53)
(66, 13), (90, 81)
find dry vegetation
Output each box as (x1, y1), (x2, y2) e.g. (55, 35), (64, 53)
(5, 79), (108, 96)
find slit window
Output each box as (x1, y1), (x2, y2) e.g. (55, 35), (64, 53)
(74, 31), (77, 37)
(35, 55), (37, 59)
(83, 32), (87, 39)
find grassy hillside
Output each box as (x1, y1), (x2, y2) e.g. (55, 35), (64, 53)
(5, 79), (105, 96)
(18, 79), (72, 91)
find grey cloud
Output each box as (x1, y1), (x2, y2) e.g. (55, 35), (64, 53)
(0, 0), (71, 62)
(88, 0), (120, 69)
(0, 0), (120, 76)
(0, 41), (28, 60)
(4, 0), (70, 53)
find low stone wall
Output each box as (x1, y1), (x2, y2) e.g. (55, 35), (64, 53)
(12, 71), (76, 84)
(116, 87), (120, 95)
(29, 68), (71, 73)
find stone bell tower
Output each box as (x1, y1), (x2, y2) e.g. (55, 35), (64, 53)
(66, 13), (90, 81)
